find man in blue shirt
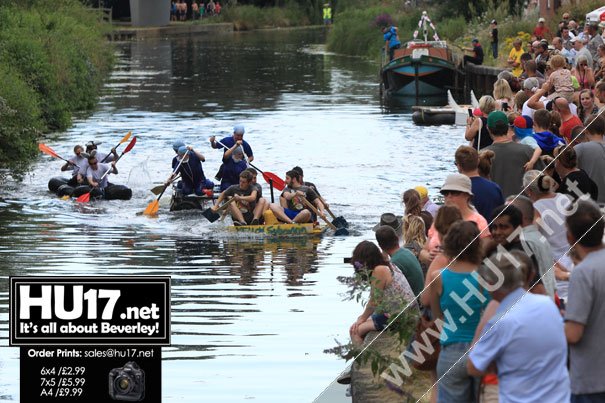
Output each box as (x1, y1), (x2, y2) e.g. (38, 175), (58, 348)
(209, 124), (254, 161)
(171, 145), (209, 196)
(382, 25), (401, 61)
(468, 251), (570, 402)
(455, 145), (504, 221)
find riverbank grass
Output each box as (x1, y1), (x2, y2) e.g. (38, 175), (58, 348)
(0, 0), (113, 170)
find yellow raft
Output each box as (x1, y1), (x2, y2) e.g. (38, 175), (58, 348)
(227, 222), (327, 237)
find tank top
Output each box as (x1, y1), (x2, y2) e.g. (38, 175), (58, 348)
(439, 268), (489, 345)
(378, 264), (417, 314)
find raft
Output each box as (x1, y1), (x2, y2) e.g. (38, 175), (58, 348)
(227, 223), (327, 237)
(169, 186), (215, 212)
(411, 106), (456, 126)
(47, 177), (132, 200)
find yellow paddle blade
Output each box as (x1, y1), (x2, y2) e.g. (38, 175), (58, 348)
(60, 195), (70, 201)
(143, 200), (159, 216)
(120, 131), (132, 144)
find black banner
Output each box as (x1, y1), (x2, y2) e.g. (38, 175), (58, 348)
(10, 276), (170, 345)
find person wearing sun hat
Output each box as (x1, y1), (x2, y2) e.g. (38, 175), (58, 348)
(372, 213), (403, 237)
(485, 111), (537, 197)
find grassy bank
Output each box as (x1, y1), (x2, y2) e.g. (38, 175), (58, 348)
(326, 0), (605, 66)
(0, 0), (113, 171)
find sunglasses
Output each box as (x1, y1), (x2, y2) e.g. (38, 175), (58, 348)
(441, 190), (463, 196)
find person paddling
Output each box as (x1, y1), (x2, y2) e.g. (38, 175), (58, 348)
(269, 169), (324, 224)
(167, 144), (212, 196)
(209, 124), (253, 180)
(85, 155), (117, 198)
(60, 145), (87, 186)
(211, 170), (262, 226)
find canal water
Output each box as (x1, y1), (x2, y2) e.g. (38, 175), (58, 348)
(0, 28), (463, 402)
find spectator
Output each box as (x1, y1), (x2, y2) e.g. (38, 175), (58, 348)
(571, 37), (593, 68)
(572, 55), (595, 91)
(561, 25), (576, 51)
(509, 195), (557, 297)
(348, 241), (416, 345)
(522, 170), (574, 300)
(586, 22), (604, 69)
(414, 185), (440, 219)
(533, 17), (550, 40)
(490, 20), (498, 59)
(478, 149), (496, 180)
(484, 111), (536, 197)
(492, 78), (513, 111)
(428, 221), (490, 402)
(565, 200), (605, 402)
(577, 89), (598, 122)
(508, 38), (524, 77)
(574, 114), (605, 203)
(595, 45), (605, 80)
(468, 250), (570, 402)
(465, 95), (496, 150)
(463, 38), (484, 66)
(521, 59), (545, 86)
(553, 98), (582, 144)
(553, 145), (598, 201)
(455, 145), (504, 222)
(375, 225), (424, 297)
(402, 214), (428, 276)
(512, 115), (542, 170)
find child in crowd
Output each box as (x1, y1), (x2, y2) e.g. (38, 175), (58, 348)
(545, 55), (574, 102)
(532, 109), (565, 156)
(513, 115), (542, 171)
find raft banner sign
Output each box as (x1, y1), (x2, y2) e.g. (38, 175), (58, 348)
(9, 276), (170, 345)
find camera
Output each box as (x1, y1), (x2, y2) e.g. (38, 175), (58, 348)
(108, 361), (145, 401)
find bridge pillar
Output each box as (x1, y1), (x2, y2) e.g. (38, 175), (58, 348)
(130, 0), (170, 26)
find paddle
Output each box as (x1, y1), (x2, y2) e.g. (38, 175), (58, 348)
(201, 197), (236, 223)
(318, 196), (349, 228)
(150, 174), (181, 195)
(300, 196), (349, 236)
(76, 136), (137, 203)
(215, 139), (285, 191)
(101, 131), (132, 163)
(143, 156), (186, 216)
(38, 143), (79, 168)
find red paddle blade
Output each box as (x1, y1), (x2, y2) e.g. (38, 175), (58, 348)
(123, 136), (137, 153)
(263, 172), (285, 190)
(38, 143), (60, 159)
(76, 192), (91, 203)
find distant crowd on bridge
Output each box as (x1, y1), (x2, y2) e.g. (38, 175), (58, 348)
(171, 0), (222, 21)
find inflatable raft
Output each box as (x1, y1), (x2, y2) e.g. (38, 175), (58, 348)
(48, 177), (132, 200)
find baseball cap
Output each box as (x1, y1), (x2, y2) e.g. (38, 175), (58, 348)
(513, 115), (533, 129)
(177, 145), (188, 156)
(472, 38), (479, 43)
(538, 17), (545, 23)
(172, 140), (185, 151)
(233, 124), (245, 134)
(414, 186), (428, 199)
(570, 37), (579, 43)
(491, 19), (497, 24)
(487, 111), (508, 129)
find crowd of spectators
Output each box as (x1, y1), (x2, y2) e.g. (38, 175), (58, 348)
(170, 0), (221, 21)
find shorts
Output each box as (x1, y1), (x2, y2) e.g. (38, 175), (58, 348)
(242, 211), (254, 225)
(284, 208), (301, 220)
(371, 313), (389, 331)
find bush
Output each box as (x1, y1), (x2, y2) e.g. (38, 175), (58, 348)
(0, 0), (113, 169)
(209, 3), (310, 30)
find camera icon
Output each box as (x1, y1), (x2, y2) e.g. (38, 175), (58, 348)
(108, 361), (145, 401)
